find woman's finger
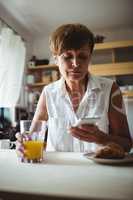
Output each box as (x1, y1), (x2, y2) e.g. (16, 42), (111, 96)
(15, 132), (23, 142)
(16, 149), (24, 158)
(70, 126), (100, 143)
(79, 124), (98, 132)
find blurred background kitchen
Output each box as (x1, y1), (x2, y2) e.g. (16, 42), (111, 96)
(0, 0), (133, 147)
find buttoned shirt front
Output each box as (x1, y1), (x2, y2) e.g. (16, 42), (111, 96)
(43, 74), (113, 152)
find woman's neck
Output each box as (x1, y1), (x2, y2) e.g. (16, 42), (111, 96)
(65, 75), (88, 95)
(65, 76), (88, 112)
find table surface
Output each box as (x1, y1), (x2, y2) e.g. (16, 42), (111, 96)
(0, 150), (133, 200)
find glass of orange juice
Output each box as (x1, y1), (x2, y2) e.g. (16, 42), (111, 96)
(20, 120), (47, 163)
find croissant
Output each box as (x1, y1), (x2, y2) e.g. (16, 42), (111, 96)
(95, 143), (125, 159)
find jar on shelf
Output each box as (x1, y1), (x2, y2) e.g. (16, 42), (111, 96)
(34, 71), (41, 82)
(26, 75), (34, 84)
(42, 70), (52, 84)
(28, 56), (37, 68)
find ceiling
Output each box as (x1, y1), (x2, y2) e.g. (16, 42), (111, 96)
(0, 0), (133, 40)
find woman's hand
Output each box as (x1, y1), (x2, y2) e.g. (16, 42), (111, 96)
(69, 124), (105, 144)
(15, 132), (32, 162)
(15, 132), (24, 161)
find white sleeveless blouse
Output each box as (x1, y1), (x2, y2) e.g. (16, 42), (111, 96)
(43, 75), (114, 152)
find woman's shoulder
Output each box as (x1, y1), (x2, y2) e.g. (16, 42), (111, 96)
(42, 78), (63, 94)
(91, 74), (114, 88)
(92, 74), (114, 83)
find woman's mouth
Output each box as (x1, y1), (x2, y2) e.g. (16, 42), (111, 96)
(68, 71), (83, 78)
(68, 71), (81, 74)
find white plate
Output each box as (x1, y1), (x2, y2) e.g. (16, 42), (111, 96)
(84, 153), (133, 165)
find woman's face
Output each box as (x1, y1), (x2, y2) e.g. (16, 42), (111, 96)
(56, 45), (92, 83)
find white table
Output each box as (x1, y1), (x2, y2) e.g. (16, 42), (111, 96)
(0, 150), (133, 200)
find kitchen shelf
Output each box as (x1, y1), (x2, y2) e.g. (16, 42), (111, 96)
(27, 65), (59, 89)
(28, 82), (47, 88)
(28, 61), (133, 77)
(28, 64), (58, 71)
(94, 40), (133, 50)
(122, 91), (133, 98)
(91, 40), (133, 99)
(90, 62), (133, 76)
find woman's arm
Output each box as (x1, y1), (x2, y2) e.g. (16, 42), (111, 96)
(107, 82), (132, 152)
(70, 82), (132, 152)
(32, 90), (48, 121)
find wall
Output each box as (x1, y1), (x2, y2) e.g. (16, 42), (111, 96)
(0, 3), (34, 68)
(94, 27), (133, 42)
(32, 36), (50, 60)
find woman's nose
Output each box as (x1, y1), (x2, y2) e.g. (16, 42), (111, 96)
(72, 57), (80, 67)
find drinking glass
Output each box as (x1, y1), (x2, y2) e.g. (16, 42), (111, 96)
(20, 120), (47, 163)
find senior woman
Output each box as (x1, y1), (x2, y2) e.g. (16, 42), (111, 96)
(17, 23), (131, 157)
(31, 23), (131, 153)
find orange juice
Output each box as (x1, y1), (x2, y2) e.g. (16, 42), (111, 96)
(23, 141), (47, 160)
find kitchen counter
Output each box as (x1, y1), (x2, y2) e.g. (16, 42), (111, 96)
(0, 150), (133, 200)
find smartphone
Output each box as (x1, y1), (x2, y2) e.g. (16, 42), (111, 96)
(73, 116), (100, 127)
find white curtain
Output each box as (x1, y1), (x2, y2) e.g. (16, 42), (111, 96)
(0, 27), (26, 107)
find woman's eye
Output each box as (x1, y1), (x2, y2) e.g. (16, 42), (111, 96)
(78, 54), (89, 60)
(63, 55), (73, 60)
(61, 53), (90, 62)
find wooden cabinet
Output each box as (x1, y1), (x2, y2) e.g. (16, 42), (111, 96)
(90, 40), (133, 76)
(90, 40), (133, 98)
(27, 40), (133, 97)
